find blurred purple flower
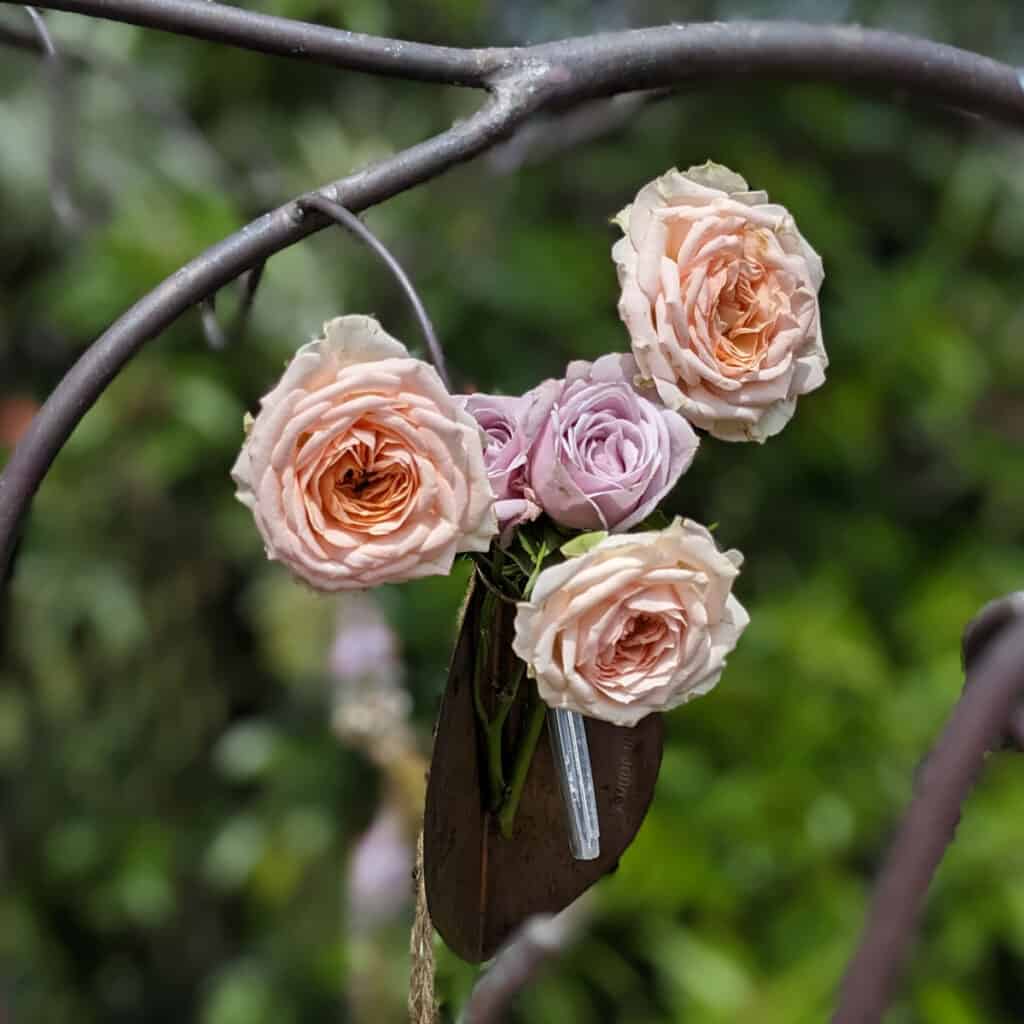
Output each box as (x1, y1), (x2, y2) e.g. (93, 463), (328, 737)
(328, 595), (401, 686)
(328, 595), (412, 756)
(346, 805), (413, 932)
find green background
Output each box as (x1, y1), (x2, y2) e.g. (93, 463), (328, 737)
(3, 1), (1024, 1021)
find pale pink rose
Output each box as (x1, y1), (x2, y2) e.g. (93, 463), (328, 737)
(512, 518), (748, 727)
(613, 162), (826, 443)
(232, 315), (497, 590)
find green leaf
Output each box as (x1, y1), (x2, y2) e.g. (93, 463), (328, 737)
(560, 531), (608, 559)
(517, 531), (537, 560)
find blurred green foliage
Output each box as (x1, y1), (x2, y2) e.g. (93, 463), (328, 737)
(3, 1), (1024, 1022)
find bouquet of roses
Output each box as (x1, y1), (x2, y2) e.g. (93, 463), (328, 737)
(232, 162), (826, 961)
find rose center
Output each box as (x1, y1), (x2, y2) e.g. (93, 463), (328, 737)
(596, 612), (672, 678)
(562, 388), (647, 480)
(486, 421), (515, 450)
(708, 246), (780, 374)
(315, 430), (418, 530)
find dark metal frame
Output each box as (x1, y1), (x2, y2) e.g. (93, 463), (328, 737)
(2, 3), (1024, 1020)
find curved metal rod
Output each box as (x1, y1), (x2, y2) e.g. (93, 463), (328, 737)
(0, 11), (239, 192)
(199, 263), (266, 351)
(962, 593), (1024, 750)
(462, 897), (592, 1024)
(297, 194), (449, 390)
(2, 15), (1024, 577)
(3, 0), (511, 85)
(7, 2), (1024, 128)
(22, 5), (52, 52)
(199, 295), (227, 351)
(0, 84), (544, 575)
(24, 5), (84, 230)
(831, 611), (1024, 1023)
(0, 17), (60, 57)
(1, 9), (1023, 1020)
(532, 24), (1024, 124)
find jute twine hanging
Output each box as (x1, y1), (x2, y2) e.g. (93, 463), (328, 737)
(409, 830), (437, 1024)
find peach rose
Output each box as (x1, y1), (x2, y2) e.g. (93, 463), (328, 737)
(613, 162), (826, 442)
(232, 315), (497, 590)
(512, 518), (748, 726)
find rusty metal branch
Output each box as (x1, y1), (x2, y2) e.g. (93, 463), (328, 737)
(2, 0), (511, 85)
(297, 195), (449, 390)
(3, 11), (1024, 576)
(832, 602), (1024, 1023)
(3, 14), (1024, 1017)
(462, 897), (592, 1024)
(0, 82), (546, 575)
(24, 5), (86, 230)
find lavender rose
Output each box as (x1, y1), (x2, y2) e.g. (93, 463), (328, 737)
(462, 383), (559, 540)
(528, 353), (699, 532)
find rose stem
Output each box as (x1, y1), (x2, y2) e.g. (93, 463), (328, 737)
(497, 686), (547, 839)
(486, 661), (525, 810)
(472, 587), (493, 727)
(473, 581), (503, 808)
(524, 555), (545, 599)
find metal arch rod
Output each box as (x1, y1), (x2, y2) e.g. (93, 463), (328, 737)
(832, 610), (1024, 1022)
(1, 10), (1024, 1021)
(297, 195), (450, 390)
(5, 2), (1024, 126)
(1, 0), (511, 85)
(3, 10), (1024, 575)
(0, 83), (544, 575)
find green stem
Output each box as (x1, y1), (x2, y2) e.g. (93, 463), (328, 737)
(492, 545), (506, 590)
(472, 573), (502, 808)
(498, 687), (547, 839)
(484, 721), (504, 811)
(472, 586), (494, 731)
(475, 546), (538, 819)
(523, 555), (544, 600)
(485, 662), (525, 810)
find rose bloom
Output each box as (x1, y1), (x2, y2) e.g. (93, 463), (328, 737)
(529, 353), (698, 531)
(613, 161), (826, 442)
(461, 385), (557, 540)
(512, 518), (748, 726)
(232, 315), (496, 590)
